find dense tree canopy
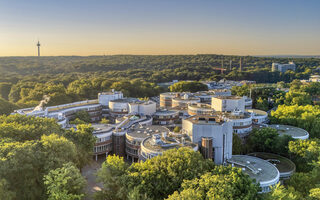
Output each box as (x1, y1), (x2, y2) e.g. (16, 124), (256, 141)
(44, 162), (86, 200)
(167, 166), (260, 200)
(0, 115), (95, 199)
(96, 148), (214, 200)
(271, 104), (320, 138)
(169, 81), (208, 93)
(247, 127), (294, 156)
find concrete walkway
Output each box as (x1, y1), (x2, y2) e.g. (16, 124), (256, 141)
(82, 157), (105, 200)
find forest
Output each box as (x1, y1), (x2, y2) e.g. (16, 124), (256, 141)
(0, 54), (319, 115)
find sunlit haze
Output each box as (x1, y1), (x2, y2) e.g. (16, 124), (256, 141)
(1, 0), (320, 56)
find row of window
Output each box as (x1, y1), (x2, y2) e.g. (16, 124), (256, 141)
(126, 147), (138, 155)
(155, 115), (178, 119)
(126, 139), (141, 146)
(94, 143), (112, 153)
(96, 136), (111, 143)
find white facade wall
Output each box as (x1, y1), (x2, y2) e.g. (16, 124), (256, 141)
(182, 119), (233, 165)
(109, 101), (128, 112)
(137, 101), (156, 116)
(98, 92), (123, 106)
(229, 117), (252, 134)
(211, 97), (245, 112)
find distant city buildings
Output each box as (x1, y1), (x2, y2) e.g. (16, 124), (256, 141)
(272, 62), (296, 73)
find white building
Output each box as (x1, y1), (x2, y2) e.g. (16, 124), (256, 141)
(109, 98), (156, 117)
(309, 75), (320, 82)
(172, 93), (200, 109)
(272, 62), (296, 73)
(211, 96), (246, 112)
(98, 90), (123, 106)
(182, 115), (233, 165)
(246, 109), (268, 124)
(268, 124), (309, 140)
(227, 155), (280, 193)
(140, 132), (198, 161)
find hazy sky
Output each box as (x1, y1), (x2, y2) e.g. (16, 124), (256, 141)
(1, 0), (320, 56)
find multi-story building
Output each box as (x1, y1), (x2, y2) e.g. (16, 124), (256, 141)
(172, 93), (200, 109)
(153, 110), (179, 126)
(187, 103), (214, 116)
(182, 115), (233, 165)
(140, 132), (198, 161)
(125, 125), (170, 162)
(13, 99), (102, 128)
(272, 62), (296, 73)
(211, 96), (246, 112)
(244, 97), (253, 109)
(98, 90), (124, 106)
(109, 98), (156, 117)
(227, 155), (280, 193)
(218, 110), (252, 135)
(92, 123), (113, 161)
(160, 92), (178, 108)
(248, 152), (296, 182)
(309, 75), (320, 82)
(193, 91), (217, 103)
(246, 109), (268, 124)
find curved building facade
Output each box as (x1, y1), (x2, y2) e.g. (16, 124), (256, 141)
(153, 110), (179, 126)
(160, 92), (178, 108)
(187, 103), (215, 116)
(126, 125), (170, 162)
(228, 155), (280, 193)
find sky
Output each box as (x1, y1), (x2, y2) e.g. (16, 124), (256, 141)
(0, 0), (320, 56)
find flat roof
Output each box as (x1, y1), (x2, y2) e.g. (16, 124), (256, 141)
(160, 92), (178, 97)
(154, 110), (179, 116)
(172, 96), (200, 101)
(110, 98), (139, 103)
(127, 125), (169, 139)
(247, 152), (295, 175)
(213, 95), (242, 100)
(188, 103), (212, 109)
(246, 109), (268, 116)
(91, 123), (114, 134)
(215, 111), (251, 120)
(269, 124), (309, 139)
(228, 155), (279, 185)
(142, 134), (196, 152)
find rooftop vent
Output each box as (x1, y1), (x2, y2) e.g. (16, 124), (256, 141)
(151, 134), (162, 145)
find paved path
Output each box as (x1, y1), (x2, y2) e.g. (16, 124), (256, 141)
(82, 157), (105, 200)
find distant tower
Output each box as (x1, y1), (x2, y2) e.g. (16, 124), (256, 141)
(229, 60), (232, 70)
(37, 41), (41, 56)
(239, 57), (242, 72)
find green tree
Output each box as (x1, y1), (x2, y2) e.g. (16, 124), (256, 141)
(232, 133), (245, 155)
(173, 126), (181, 133)
(0, 82), (12, 100)
(167, 166), (260, 200)
(0, 97), (18, 115)
(271, 104), (320, 138)
(266, 184), (302, 200)
(169, 81), (208, 93)
(44, 162), (86, 200)
(256, 97), (269, 111)
(95, 155), (129, 200)
(64, 124), (96, 169)
(96, 148), (214, 200)
(74, 110), (91, 123)
(0, 179), (15, 200)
